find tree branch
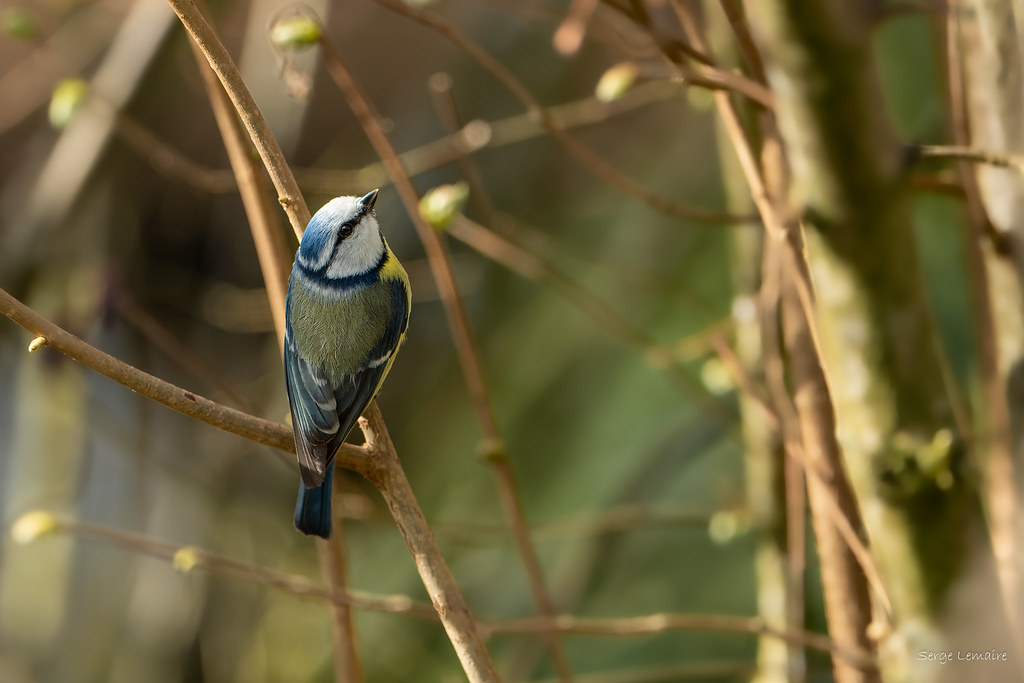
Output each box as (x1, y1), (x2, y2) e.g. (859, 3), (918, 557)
(164, 0), (309, 239)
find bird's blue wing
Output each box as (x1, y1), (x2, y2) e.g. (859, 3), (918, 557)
(285, 333), (342, 487)
(286, 277), (409, 488)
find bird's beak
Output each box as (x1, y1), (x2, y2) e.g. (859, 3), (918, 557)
(359, 189), (379, 210)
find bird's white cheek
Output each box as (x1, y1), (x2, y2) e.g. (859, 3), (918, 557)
(325, 222), (384, 278)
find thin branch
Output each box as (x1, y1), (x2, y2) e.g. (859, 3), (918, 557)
(164, 0), (309, 239)
(114, 111), (238, 193)
(35, 515), (437, 619)
(425, 74), (572, 682)
(447, 216), (663, 359)
(15, 509), (875, 674)
(319, 31), (564, 682)
(187, 28), (361, 678)
(188, 37), (291, 352)
(676, 60), (775, 108)
(319, 531), (365, 682)
(483, 614), (876, 671)
(372, 0), (754, 225)
(427, 503), (714, 544)
(916, 143), (1024, 172)
(0, 285), (324, 462)
(717, 0), (767, 83)
(113, 80), (684, 196)
(533, 661), (757, 683)
(943, 9), (1021, 642)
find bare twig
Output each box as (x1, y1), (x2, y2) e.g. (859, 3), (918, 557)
(114, 112), (238, 193)
(676, 60), (775, 108)
(943, 9), (1021, 642)
(917, 143), (1024, 171)
(188, 38), (291, 351)
(483, 613), (876, 671)
(319, 531), (365, 682)
(319, 32), (564, 682)
(717, 0), (767, 83)
(0, 285), (323, 462)
(372, 0), (754, 225)
(425, 73), (575, 682)
(165, 0), (309, 239)
(29, 509), (871, 665)
(32, 514), (437, 618)
(113, 80), (684, 196)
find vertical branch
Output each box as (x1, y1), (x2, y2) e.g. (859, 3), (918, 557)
(741, 1), (1007, 678)
(671, 5), (878, 681)
(188, 28), (362, 682)
(780, 251), (876, 683)
(319, 37), (573, 683)
(165, 0), (310, 238)
(949, 2), (1023, 641)
(318, 532), (365, 683)
(167, 3), (501, 681)
(426, 72), (574, 683)
(705, 6), (797, 680)
(188, 41), (290, 350)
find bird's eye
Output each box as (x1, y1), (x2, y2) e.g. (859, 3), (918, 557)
(339, 223), (354, 238)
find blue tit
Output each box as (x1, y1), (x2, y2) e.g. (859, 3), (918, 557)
(285, 189), (411, 538)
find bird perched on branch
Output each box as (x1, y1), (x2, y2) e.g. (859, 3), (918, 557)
(284, 189), (410, 538)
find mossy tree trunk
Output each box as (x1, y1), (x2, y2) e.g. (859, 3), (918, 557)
(744, 2), (1002, 680)
(959, 0), (1024, 634)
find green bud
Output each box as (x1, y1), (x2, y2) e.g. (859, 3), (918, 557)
(11, 511), (60, 544)
(3, 8), (39, 40)
(269, 15), (321, 50)
(49, 78), (89, 129)
(700, 356), (734, 395)
(708, 510), (738, 545)
(595, 62), (639, 102)
(173, 546), (201, 572)
(419, 182), (469, 231)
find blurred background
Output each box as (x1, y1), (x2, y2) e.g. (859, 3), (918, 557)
(0, 1), (963, 682)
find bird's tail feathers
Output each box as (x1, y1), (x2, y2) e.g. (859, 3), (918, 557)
(294, 461), (335, 538)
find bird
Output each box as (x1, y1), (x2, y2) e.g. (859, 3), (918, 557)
(284, 189), (410, 538)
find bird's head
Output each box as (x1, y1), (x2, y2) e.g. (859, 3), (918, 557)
(296, 189), (384, 279)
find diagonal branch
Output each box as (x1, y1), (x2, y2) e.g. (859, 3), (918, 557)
(0, 286), (303, 460)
